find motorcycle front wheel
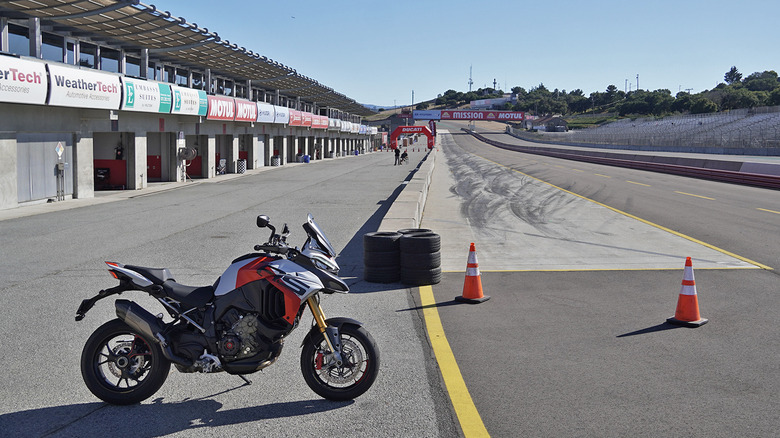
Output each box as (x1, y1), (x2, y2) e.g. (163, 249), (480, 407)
(80, 319), (171, 405)
(301, 324), (380, 401)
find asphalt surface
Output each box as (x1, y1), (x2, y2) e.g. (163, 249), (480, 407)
(0, 151), (458, 438)
(419, 123), (780, 437)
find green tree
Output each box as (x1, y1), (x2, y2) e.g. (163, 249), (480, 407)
(689, 97), (718, 114)
(743, 70), (779, 92)
(769, 88), (780, 106)
(724, 66), (742, 85)
(721, 87), (759, 109)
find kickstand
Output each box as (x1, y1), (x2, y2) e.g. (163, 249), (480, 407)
(238, 375), (252, 385)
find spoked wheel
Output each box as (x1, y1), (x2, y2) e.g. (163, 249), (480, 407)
(301, 324), (380, 401)
(80, 319), (170, 405)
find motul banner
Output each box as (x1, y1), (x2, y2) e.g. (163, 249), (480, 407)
(0, 57), (47, 105)
(206, 95), (235, 120)
(440, 110), (524, 121)
(234, 98), (258, 122)
(302, 111), (313, 127)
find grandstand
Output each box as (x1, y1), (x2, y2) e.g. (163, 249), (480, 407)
(565, 106), (780, 153)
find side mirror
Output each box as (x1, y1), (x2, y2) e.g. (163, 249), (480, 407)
(257, 215), (270, 228)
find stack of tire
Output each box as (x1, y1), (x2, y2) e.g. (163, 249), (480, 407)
(363, 229), (441, 285)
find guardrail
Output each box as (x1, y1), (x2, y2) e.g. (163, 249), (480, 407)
(466, 130), (780, 190)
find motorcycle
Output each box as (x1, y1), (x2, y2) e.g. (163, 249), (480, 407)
(75, 213), (379, 404)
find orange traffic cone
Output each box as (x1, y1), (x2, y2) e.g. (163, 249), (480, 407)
(666, 257), (708, 327)
(456, 243), (490, 304)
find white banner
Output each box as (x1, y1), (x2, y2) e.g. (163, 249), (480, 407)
(47, 64), (121, 109)
(121, 78), (171, 113)
(170, 85), (208, 116)
(0, 57), (47, 105)
(273, 105), (289, 124)
(257, 102), (275, 123)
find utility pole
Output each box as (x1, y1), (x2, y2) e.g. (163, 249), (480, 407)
(636, 74), (639, 91)
(411, 90), (414, 110)
(468, 65), (473, 92)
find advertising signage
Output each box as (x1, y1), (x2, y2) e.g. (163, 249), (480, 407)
(257, 102), (275, 123)
(170, 85), (207, 116)
(122, 78), (171, 113)
(440, 110), (525, 121)
(412, 110), (441, 120)
(206, 95), (235, 121)
(234, 98), (258, 122)
(273, 105), (289, 124)
(289, 110), (303, 126)
(0, 57), (47, 105)
(47, 64), (121, 110)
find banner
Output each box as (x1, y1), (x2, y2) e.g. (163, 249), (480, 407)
(273, 105), (289, 124)
(256, 102), (275, 123)
(47, 64), (121, 110)
(440, 110), (524, 121)
(206, 95), (235, 121)
(234, 98), (258, 122)
(122, 78), (171, 113)
(412, 110), (441, 120)
(302, 111), (313, 127)
(289, 110), (303, 126)
(0, 57), (47, 105)
(170, 85), (208, 116)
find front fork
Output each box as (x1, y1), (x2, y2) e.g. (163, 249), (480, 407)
(307, 296), (344, 366)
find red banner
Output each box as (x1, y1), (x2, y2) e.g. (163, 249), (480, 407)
(440, 110), (524, 121)
(234, 98), (258, 122)
(302, 111), (313, 127)
(289, 110), (303, 126)
(206, 95), (235, 121)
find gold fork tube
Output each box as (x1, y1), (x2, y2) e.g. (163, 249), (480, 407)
(307, 296), (335, 352)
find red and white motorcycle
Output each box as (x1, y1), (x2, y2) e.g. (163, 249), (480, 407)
(76, 213), (379, 404)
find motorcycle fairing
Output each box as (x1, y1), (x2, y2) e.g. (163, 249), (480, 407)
(214, 255), (278, 296)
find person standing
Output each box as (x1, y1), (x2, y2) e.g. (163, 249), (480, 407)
(394, 147), (400, 165)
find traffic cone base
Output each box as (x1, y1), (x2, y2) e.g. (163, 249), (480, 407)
(666, 316), (708, 328)
(457, 243), (490, 304)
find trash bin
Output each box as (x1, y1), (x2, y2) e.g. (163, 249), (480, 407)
(271, 156), (280, 166)
(303, 155), (310, 163)
(237, 159), (246, 174)
(354, 150), (359, 156)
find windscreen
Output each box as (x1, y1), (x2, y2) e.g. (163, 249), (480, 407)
(304, 214), (336, 258)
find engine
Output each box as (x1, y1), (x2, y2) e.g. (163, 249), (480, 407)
(217, 310), (265, 360)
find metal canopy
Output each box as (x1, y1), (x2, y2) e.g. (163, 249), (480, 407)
(0, 0), (372, 116)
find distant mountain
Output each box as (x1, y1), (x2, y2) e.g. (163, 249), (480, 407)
(362, 103), (400, 111)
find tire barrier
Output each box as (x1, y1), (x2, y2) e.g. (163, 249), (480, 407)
(363, 230), (442, 285)
(363, 231), (402, 283)
(399, 232), (441, 286)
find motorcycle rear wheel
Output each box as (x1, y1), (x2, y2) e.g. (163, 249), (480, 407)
(301, 324), (380, 401)
(81, 319), (171, 405)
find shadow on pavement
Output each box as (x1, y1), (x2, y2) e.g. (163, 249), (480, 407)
(0, 398), (352, 437)
(616, 322), (682, 338)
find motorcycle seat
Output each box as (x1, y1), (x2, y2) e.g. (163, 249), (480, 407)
(125, 265), (174, 284)
(161, 280), (214, 309)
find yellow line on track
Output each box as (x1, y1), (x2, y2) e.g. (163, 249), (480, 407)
(418, 285), (490, 438)
(675, 191), (716, 200)
(626, 180), (651, 187)
(478, 156), (773, 271)
(757, 208), (780, 215)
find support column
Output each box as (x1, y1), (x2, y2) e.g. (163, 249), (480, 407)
(0, 133), (17, 209)
(129, 132), (147, 190)
(206, 135), (216, 178)
(278, 136), (287, 165)
(73, 133), (94, 199)
(228, 135), (239, 173)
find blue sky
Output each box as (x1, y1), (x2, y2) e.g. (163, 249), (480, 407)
(156, 0), (780, 107)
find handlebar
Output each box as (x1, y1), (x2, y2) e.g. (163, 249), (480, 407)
(254, 244), (289, 254)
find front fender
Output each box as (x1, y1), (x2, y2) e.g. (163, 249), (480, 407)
(301, 317), (363, 347)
